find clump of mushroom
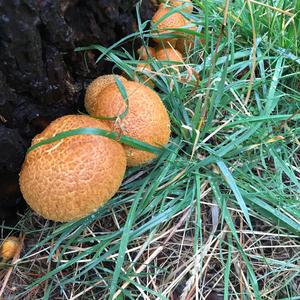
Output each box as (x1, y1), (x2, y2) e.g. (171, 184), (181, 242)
(18, 1), (202, 222)
(19, 115), (127, 222)
(19, 77), (170, 222)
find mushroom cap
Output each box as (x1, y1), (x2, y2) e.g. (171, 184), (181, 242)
(156, 47), (184, 72)
(137, 46), (156, 60)
(169, 0), (193, 14)
(19, 115), (127, 222)
(0, 236), (20, 261)
(151, 7), (186, 45)
(156, 47), (184, 63)
(94, 81), (171, 166)
(136, 63), (152, 72)
(175, 22), (198, 56)
(85, 75), (127, 116)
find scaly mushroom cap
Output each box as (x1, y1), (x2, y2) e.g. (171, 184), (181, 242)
(19, 115), (127, 222)
(151, 7), (186, 46)
(156, 47), (183, 72)
(137, 46), (156, 60)
(94, 81), (171, 166)
(85, 75), (127, 116)
(175, 22), (198, 56)
(156, 47), (184, 63)
(167, 0), (194, 14)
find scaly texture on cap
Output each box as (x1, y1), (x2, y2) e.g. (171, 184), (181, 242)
(165, 0), (194, 13)
(94, 81), (171, 166)
(151, 7), (186, 46)
(137, 46), (156, 60)
(85, 75), (127, 116)
(156, 47), (183, 72)
(156, 47), (183, 62)
(175, 20), (198, 56)
(19, 115), (127, 222)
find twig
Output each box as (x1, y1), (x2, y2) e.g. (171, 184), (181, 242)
(249, 0), (294, 17)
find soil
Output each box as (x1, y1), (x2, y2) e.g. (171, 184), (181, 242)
(0, 0), (156, 225)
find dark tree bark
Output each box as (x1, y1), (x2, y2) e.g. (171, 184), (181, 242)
(0, 0), (155, 222)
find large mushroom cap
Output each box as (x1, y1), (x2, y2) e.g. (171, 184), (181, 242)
(19, 115), (127, 222)
(93, 81), (171, 166)
(85, 75), (127, 116)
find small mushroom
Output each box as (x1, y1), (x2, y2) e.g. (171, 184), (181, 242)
(155, 47), (184, 71)
(19, 115), (127, 222)
(156, 47), (184, 62)
(0, 236), (20, 262)
(137, 45), (156, 60)
(175, 21), (198, 56)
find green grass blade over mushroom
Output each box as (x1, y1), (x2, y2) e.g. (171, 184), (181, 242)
(27, 127), (163, 155)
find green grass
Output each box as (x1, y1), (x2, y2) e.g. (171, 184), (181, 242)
(1, 0), (300, 299)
